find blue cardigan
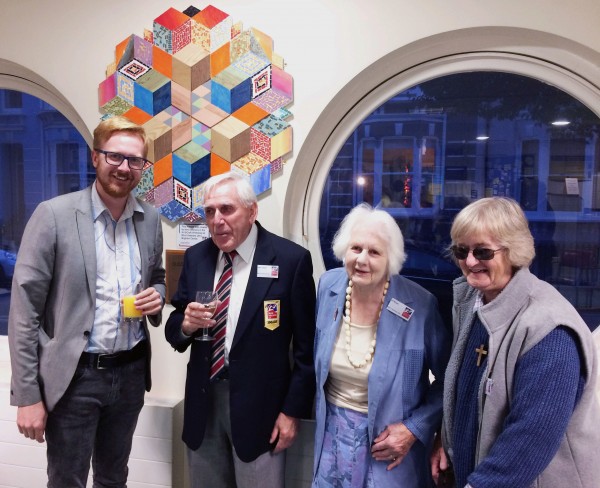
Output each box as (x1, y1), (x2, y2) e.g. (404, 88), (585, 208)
(312, 268), (451, 488)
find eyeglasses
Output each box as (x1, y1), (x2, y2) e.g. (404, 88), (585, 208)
(94, 149), (148, 170)
(451, 245), (504, 261)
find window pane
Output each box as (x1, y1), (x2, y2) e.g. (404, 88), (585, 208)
(320, 72), (600, 329)
(4, 90), (23, 109)
(0, 90), (93, 334)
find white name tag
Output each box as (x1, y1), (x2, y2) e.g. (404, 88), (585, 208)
(387, 298), (414, 321)
(257, 265), (279, 278)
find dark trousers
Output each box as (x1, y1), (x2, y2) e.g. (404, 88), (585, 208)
(187, 379), (286, 488)
(45, 356), (146, 488)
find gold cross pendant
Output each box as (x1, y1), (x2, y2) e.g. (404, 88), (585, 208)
(475, 344), (488, 367)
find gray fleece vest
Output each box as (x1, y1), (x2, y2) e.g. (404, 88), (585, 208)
(442, 267), (600, 488)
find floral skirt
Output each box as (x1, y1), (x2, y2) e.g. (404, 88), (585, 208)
(313, 401), (375, 488)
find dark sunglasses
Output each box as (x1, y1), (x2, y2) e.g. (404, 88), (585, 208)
(451, 245), (504, 261)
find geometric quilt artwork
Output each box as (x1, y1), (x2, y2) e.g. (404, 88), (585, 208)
(98, 4), (294, 222)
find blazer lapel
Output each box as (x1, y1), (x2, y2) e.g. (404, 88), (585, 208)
(132, 211), (150, 287)
(316, 275), (347, 387)
(75, 189), (96, 301)
(198, 243), (219, 293)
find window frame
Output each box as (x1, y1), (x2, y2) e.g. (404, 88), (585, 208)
(0, 59), (90, 146)
(284, 27), (600, 277)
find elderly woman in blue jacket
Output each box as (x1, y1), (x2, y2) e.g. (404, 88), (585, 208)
(313, 203), (451, 488)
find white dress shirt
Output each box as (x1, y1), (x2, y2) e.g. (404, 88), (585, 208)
(88, 182), (143, 353)
(213, 223), (257, 363)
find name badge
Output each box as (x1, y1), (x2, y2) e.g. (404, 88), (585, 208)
(387, 298), (414, 321)
(264, 300), (281, 330)
(486, 378), (494, 395)
(257, 265), (279, 278)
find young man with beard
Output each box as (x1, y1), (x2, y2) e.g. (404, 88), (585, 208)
(8, 116), (166, 487)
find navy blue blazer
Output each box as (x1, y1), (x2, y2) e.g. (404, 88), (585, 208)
(165, 222), (316, 462)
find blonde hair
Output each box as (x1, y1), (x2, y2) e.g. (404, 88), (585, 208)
(92, 116), (148, 158)
(450, 197), (535, 268)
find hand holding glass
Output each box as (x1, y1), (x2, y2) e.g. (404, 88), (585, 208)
(195, 291), (218, 341)
(123, 284), (143, 323)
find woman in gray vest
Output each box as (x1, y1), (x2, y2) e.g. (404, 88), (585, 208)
(431, 197), (599, 488)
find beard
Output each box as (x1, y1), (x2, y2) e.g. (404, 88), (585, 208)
(96, 171), (137, 199)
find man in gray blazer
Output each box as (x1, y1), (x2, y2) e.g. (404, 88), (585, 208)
(8, 116), (166, 487)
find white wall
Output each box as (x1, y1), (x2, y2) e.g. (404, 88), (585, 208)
(1, 0), (600, 475)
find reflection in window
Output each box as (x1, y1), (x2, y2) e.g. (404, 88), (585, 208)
(3, 90), (23, 109)
(0, 90), (93, 334)
(320, 72), (600, 329)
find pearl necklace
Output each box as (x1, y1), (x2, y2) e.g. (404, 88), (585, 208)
(343, 278), (389, 368)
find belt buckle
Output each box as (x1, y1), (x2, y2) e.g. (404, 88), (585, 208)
(94, 353), (108, 370)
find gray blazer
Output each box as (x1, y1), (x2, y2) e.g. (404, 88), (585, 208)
(8, 186), (165, 411)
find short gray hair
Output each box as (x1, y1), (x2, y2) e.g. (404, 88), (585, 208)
(450, 197), (535, 268)
(199, 171), (257, 208)
(332, 203), (406, 276)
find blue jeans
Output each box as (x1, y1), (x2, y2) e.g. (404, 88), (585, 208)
(45, 356), (146, 488)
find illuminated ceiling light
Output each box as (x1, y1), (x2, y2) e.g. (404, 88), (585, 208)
(476, 135), (489, 141)
(357, 176), (366, 186)
(551, 119), (571, 126)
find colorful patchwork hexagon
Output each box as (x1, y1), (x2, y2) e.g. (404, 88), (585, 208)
(160, 199), (191, 220)
(135, 166), (155, 197)
(116, 34), (153, 68)
(116, 73), (135, 105)
(153, 153), (173, 186)
(231, 152), (271, 195)
(99, 4), (294, 221)
(172, 43), (210, 91)
(143, 117), (172, 163)
(100, 96), (132, 116)
(192, 121), (211, 150)
(211, 117), (250, 162)
(153, 8), (192, 54)
(192, 184), (204, 211)
(192, 5), (231, 53)
(154, 178), (174, 207)
(211, 65), (252, 114)
(173, 179), (192, 208)
(98, 73), (117, 107)
(181, 210), (204, 223)
(251, 115), (292, 161)
(172, 140), (211, 186)
(155, 106), (192, 151)
(119, 60), (150, 81)
(134, 70), (171, 116)
(191, 82), (229, 127)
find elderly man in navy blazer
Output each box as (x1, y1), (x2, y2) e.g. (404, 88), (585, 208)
(8, 116), (166, 487)
(165, 171), (316, 488)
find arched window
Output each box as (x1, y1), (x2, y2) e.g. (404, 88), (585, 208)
(287, 28), (600, 330)
(0, 60), (92, 335)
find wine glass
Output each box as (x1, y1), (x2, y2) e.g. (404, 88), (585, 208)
(195, 290), (218, 341)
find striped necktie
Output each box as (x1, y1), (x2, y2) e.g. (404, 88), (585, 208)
(210, 251), (235, 380)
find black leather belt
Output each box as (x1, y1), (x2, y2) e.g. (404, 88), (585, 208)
(79, 341), (147, 369)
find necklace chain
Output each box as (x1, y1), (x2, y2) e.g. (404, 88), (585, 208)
(343, 278), (389, 368)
